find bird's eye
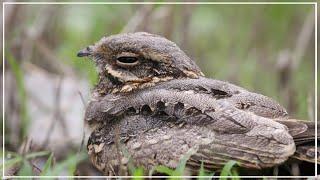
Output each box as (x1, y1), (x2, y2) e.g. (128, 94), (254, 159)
(117, 57), (138, 64)
(116, 53), (139, 68)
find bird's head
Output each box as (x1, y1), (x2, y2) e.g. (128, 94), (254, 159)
(77, 32), (204, 93)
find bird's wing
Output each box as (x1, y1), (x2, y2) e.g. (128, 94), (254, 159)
(86, 87), (295, 170)
(156, 77), (319, 165)
(155, 77), (288, 119)
(86, 86), (297, 137)
(85, 77), (288, 124)
(86, 88), (252, 133)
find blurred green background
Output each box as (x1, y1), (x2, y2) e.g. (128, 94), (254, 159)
(7, 4), (315, 117)
(2, 3), (316, 176)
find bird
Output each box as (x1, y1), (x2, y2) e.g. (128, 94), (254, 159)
(77, 32), (317, 176)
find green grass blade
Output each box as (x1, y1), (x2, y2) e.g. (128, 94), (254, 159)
(132, 167), (144, 180)
(48, 152), (86, 176)
(1, 156), (23, 172)
(17, 160), (33, 176)
(25, 151), (50, 159)
(151, 165), (174, 176)
(6, 51), (29, 138)
(40, 153), (54, 176)
(219, 160), (239, 180)
(173, 148), (196, 176)
(198, 161), (214, 180)
(3, 151), (21, 158)
(231, 169), (240, 180)
(150, 148), (196, 177)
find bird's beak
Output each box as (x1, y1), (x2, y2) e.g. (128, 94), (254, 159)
(77, 47), (91, 57)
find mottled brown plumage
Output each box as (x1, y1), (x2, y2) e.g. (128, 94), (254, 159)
(77, 32), (317, 175)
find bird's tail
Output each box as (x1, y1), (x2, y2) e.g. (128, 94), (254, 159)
(276, 119), (318, 164)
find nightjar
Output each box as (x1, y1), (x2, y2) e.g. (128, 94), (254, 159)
(77, 32), (317, 176)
